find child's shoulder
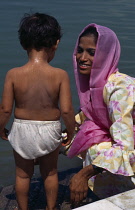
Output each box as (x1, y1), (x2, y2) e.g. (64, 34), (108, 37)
(7, 66), (21, 74)
(53, 67), (67, 73)
(5, 67), (21, 79)
(52, 67), (69, 78)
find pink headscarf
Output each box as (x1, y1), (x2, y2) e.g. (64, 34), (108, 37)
(68, 23), (121, 158)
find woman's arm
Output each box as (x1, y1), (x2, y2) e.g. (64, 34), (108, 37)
(92, 73), (135, 176)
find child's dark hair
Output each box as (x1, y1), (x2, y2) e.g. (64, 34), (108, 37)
(18, 12), (62, 51)
(80, 26), (98, 45)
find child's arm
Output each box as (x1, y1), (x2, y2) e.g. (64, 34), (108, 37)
(59, 71), (75, 146)
(0, 71), (14, 140)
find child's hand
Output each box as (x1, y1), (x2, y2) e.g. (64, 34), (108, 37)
(0, 128), (9, 141)
(61, 132), (72, 146)
(62, 138), (72, 146)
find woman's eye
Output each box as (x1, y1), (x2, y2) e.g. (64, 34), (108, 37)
(77, 47), (83, 53)
(90, 52), (95, 56)
(88, 49), (95, 56)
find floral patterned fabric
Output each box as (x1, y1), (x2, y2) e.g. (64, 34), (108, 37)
(86, 72), (135, 176)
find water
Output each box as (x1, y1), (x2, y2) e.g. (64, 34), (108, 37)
(0, 0), (135, 187)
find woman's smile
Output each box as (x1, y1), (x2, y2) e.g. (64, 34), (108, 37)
(79, 62), (92, 69)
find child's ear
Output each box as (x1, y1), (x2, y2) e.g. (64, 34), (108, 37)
(54, 40), (60, 50)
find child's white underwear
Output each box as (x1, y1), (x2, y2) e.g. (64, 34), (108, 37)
(8, 119), (62, 159)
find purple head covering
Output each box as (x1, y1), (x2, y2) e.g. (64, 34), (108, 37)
(68, 23), (121, 158)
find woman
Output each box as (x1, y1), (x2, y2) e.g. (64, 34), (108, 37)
(68, 23), (135, 203)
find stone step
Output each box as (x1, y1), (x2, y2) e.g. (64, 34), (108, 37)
(0, 167), (98, 210)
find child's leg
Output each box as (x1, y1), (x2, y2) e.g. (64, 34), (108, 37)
(13, 150), (34, 210)
(39, 146), (60, 210)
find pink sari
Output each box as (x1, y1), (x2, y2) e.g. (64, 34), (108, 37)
(68, 24), (121, 158)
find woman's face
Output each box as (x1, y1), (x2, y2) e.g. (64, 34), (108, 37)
(76, 34), (96, 75)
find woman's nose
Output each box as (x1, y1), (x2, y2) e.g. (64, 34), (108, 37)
(80, 52), (88, 61)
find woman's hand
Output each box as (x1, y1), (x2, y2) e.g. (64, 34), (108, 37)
(69, 165), (97, 204)
(69, 170), (89, 203)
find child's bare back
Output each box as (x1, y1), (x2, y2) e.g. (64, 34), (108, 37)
(8, 61), (70, 121)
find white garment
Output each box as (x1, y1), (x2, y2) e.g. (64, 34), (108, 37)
(8, 119), (62, 159)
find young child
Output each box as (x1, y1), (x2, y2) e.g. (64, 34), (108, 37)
(0, 13), (75, 210)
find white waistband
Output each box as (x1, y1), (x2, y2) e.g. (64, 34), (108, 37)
(14, 118), (60, 125)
